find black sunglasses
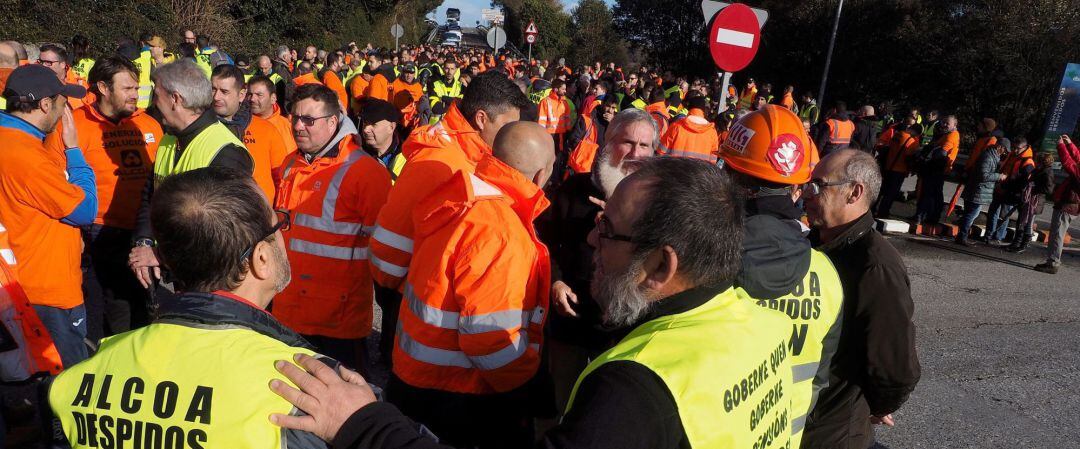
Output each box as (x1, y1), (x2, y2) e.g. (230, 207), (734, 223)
(291, 114), (334, 127)
(240, 210), (291, 261)
(596, 213), (636, 243)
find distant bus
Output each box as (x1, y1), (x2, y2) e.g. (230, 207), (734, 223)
(447, 8), (461, 21)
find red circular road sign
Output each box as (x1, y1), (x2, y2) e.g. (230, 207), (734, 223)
(708, 3), (761, 72)
(526, 34), (537, 44)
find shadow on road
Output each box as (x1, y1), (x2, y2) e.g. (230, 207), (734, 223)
(896, 236), (1038, 270)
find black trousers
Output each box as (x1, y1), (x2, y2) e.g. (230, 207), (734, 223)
(373, 285), (402, 369)
(81, 225), (152, 342)
(915, 173), (946, 224)
(386, 375), (534, 449)
(876, 171), (907, 218)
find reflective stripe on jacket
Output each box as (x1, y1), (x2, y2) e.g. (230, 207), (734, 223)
(658, 113), (720, 163)
(274, 125), (392, 339)
(393, 155), (550, 394)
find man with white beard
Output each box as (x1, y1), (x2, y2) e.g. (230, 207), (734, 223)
(536, 107), (658, 416)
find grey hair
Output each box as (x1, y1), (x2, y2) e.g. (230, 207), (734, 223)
(152, 60), (212, 112)
(839, 150), (882, 206)
(276, 45), (290, 60)
(605, 108), (660, 152)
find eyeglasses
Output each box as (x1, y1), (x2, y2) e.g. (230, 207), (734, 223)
(802, 178), (854, 196)
(291, 114), (334, 127)
(240, 210), (291, 261)
(37, 59), (61, 67)
(595, 213), (636, 244)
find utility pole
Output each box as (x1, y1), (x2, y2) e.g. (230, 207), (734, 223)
(817, 0), (844, 111)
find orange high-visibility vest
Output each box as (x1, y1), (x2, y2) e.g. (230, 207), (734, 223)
(658, 113), (720, 163)
(0, 222), (62, 381)
(568, 115), (600, 175)
(966, 135), (998, 172)
(369, 103), (490, 291)
(273, 134), (392, 339)
(826, 118), (855, 148)
(393, 155), (550, 394)
(645, 102), (670, 137)
(537, 93), (572, 135)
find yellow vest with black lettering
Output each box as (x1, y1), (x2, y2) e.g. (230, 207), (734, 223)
(736, 249), (844, 448)
(134, 50), (154, 109)
(567, 288), (793, 449)
(72, 58), (96, 81)
(49, 323), (316, 449)
(154, 121), (246, 186)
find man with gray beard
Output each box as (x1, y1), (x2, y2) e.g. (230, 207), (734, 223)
(264, 157), (795, 449)
(536, 107), (658, 416)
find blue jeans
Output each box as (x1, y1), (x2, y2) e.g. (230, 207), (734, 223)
(958, 202), (985, 239)
(985, 201), (1018, 241)
(32, 304), (89, 368)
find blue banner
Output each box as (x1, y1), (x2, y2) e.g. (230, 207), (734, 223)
(1041, 63), (1080, 153)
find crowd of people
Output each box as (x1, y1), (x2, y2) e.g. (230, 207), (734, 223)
(0, 27), (1074, 449)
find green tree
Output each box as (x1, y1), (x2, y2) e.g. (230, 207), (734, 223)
(569, 0), (628, 67)
(498, 0), (572, 61)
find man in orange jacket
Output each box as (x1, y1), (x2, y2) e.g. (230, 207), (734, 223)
(388, 121), (555, 449)
(364, 52), (394, 102)
(644, 88), (670, 137)
(658, 95), (720, 163)
(69, 56), (162, 339)
(211, 64), (288, 200)
(318, 52), (349, 110)
(249, 75), (298, 155)
(272, 84), (393, 370)
(369, 71), (533, 291)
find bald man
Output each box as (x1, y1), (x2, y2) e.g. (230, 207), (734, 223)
(383, 120), (555, 449)
(0, 42), (17, 97)
(1, 41), (26, 66)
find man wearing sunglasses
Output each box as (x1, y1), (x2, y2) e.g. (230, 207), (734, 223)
(271, 83), (392, 371)
(803, 149), (920, 449)
(50, 167), (330, 449)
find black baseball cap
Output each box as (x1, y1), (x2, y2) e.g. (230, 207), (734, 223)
(3, 64), (86, 101)
(360, 99), (401, 124)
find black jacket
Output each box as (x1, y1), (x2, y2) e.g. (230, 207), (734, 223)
(134, 110), (254, 240)
(536, 173), (610, 352)
(737, 194), (811, 300)
(850, 117), (877, 154)
(156, 292), (329, 449)
(804, 213), (921, 449)
(329, 286), (736, 449)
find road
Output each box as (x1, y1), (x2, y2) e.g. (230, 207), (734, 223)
(365, 177), (1080, 447)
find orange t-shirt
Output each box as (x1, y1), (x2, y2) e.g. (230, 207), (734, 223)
(243, 115), (289, 200)
(321, 70), (349, 110)
(348, 75), (371, 113)
(365, 73), (391, 102)
(0, 125), (85, 308)
(262, 104), (297, 155)
(68, 106), (161, 229)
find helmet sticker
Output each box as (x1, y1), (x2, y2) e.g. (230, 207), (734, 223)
(767, 133), (805, 177)
(725, 122), (756, 155)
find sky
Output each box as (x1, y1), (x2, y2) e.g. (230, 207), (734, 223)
(432, 0), (616, 28)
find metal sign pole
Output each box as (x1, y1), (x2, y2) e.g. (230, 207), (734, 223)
(528, 43), (532, 61)
(718, 71), (732, 113)
(817, 0), (844, 110)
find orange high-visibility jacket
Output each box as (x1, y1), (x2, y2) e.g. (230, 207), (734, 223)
(242, 115), (289, 201)
(826, 118), (855, 149)
(293, 72), (321, 87)
(369, 103), (491, 290)
(1001, 146), (1036, 177)
(658, 112), (720, 163)
(321, 70), (349, 110)
(263, 104), (298, 155)
(0, 222), (62, 381)
(780, 92), (795, 110)
(645, 101), (670, 137)
(348, 75), (370, 114)
(537, 93), (573, 136)
(966, 135), (998, 172)
(568, 114), (601, 175)
(884, 131), (921, 175)
(272, 125), (392, 339)
(393, 155), (550, 394)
